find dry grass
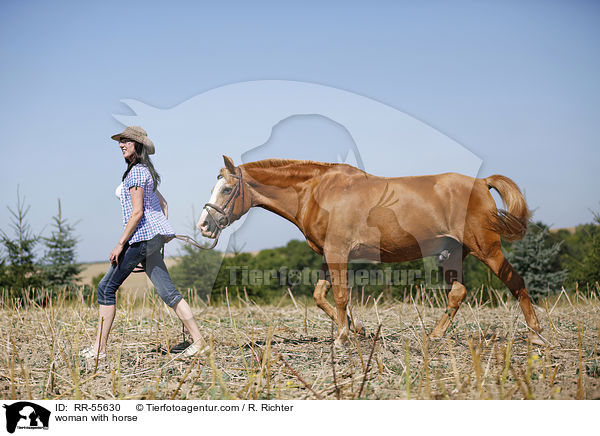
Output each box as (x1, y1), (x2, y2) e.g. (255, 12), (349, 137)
(1, 286), (599, 400)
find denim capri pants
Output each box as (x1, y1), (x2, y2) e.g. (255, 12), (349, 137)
(97, 234), (182, 307)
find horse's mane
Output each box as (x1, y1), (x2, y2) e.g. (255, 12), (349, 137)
(241, 158), (342, 185)
(243, 158), (337, 170)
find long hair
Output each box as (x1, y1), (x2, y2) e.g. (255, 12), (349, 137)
(121, 141), (161, 191)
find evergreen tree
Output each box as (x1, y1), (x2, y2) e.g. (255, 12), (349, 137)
(506, 222), (567, 299)
(0, 258), (8, 288)
(0, 187), (42, 290)
(42, 199), (82, 288)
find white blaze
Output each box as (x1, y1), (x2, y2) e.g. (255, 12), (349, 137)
(197, 177), (226, 230)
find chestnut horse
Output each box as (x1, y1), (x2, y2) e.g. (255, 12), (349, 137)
(198, 156), (544, 346)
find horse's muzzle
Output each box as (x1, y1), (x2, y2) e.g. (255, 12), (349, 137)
(199, 220), (218, 239)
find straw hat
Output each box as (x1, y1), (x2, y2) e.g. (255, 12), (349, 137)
(111, 126), (155, 155)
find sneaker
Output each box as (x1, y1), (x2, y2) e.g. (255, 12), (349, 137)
(179, 342), (208, 358)
(79, 346), (106, 360)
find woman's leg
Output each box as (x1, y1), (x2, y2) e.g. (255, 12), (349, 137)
(145, 244), (206, 345)
(173, 299), (205, 345)
(93, 242), (145, 353)
(94, 304), (116, 353)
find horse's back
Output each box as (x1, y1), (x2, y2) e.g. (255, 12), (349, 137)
(318, 168), (486, 214)
(308, 167), (493, 258)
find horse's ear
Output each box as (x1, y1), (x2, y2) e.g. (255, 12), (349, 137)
(223, 155), (236, 173)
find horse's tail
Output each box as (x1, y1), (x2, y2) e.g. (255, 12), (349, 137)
(484, 174), (531, 241)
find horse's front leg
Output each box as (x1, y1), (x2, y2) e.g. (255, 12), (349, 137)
(313, 261), (338, 322)
(324, 252), (350, 346)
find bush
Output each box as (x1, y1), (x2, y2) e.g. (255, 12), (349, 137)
(571, 211), (600, 286)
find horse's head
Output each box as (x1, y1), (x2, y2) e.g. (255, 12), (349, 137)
(197, 155), (247, 240)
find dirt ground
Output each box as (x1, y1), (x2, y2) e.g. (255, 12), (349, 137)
(1, 288), (599, 400)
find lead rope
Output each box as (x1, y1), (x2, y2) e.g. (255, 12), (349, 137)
(132, 167), (244, 272)
(173, 234), (219, 250)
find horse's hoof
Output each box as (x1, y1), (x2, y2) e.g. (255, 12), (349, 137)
(351, 320), (365, 335)
(334, 337), (348, 348)
(429, 328), (445, 339)
(528, 332), (546, 347)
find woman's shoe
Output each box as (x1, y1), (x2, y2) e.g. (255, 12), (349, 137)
(79, 346), (106, 360)
(179, 342), (208, 358)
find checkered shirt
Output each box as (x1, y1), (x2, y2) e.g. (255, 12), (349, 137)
(120, 164), (175, 244)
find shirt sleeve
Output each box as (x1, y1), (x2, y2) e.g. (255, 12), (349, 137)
(123, 165), (149, 190)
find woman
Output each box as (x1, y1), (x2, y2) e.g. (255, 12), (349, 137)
(81, 126), (205, 360)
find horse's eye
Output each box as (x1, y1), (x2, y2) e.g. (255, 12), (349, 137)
(217, 174), (223, 180)
(222, 187), (232, 194)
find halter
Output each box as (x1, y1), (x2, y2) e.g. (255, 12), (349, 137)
(200, 167), (245, 249)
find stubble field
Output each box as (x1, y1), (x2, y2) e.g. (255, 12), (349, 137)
(1, 286), (599, 400)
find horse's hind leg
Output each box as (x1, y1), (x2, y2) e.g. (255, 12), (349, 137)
(475, 245), (544, 345)
(431, 246), (468, 338)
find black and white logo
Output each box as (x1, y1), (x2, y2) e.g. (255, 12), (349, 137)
(3, 402), (50, 433)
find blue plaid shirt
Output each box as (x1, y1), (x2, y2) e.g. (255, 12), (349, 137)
(119, 164), (175, 244)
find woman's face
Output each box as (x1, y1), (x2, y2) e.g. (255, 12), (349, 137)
(119, 138), (136, 161)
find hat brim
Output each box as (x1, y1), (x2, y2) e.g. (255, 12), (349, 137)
(110, 134), (155, 154)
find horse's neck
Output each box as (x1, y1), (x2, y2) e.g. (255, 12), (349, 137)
(243, 161), (328, 226)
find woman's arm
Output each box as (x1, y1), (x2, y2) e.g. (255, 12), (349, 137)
(109, 186), (144, 264)
(156, 189), (168, 218)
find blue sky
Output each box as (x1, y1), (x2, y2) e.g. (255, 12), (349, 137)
(1, 0), (599, 262)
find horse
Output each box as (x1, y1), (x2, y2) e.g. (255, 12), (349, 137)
(198, 155), (544, 346)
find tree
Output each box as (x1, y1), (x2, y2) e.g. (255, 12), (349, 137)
(571, 210), (600, 287)
(506, 222), (567, 299)
(42, 199), (82, 288)
(0, 187), (42, 290)
(218, 239), (323, 300)
(169, 237), (223, 300)
(0, 258), (8, 288)
(168, 209), (224, 299)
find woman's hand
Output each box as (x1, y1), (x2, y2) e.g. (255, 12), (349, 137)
(109, 242), (125, 265)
